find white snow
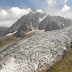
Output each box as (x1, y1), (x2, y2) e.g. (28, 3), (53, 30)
(5, 31), (17, 36)
(39, 15), (48, 22)
(39, 18), (42, 22)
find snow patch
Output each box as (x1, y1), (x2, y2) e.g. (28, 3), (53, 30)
(39, 15), (48, 22)
(39, 18), (42, 22)
(5, 31), (17, 36)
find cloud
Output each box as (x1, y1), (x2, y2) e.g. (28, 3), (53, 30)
(46, 0), (56, 7)
(64, 0), (67, 4)
(44, 0), (72, 19)
(10, 7), (30, 16)
(61, 5), (70, 12)
(0, 20), (14, 27)
(0, 7), (30, 27)
(36, 9), (43, 13)
(0, 9), (8, 16)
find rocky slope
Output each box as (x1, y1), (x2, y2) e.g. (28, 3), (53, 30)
(0, 25), (72, 72)
(38, 16), (62, 31)
(38, 16), (72, 31)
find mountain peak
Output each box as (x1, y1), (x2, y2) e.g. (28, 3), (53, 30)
(29, 8), (43, 14)
(36, 9), (43, 13)
(28, 8), (35, 13)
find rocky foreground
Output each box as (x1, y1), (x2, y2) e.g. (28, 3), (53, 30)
(0, 25), (72, 72)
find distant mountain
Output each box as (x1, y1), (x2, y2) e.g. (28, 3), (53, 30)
(4, 9), (72, 37)
(0, 27), (8, 37)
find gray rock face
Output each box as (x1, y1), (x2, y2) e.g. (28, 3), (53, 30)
(38, 16), (62, 31)
(52, 16), (72, 27)
(38, 15), (72, 31)
(0, 25), (72, 72)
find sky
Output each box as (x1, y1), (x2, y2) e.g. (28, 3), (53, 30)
(0, 0), (72, 27)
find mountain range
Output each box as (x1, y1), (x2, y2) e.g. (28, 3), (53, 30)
(4, 9), (72, 37)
